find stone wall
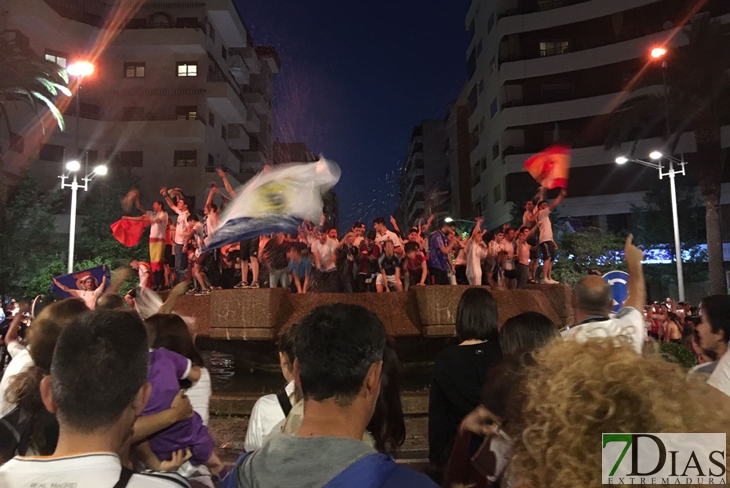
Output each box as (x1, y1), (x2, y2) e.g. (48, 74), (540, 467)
(175, 284), (571, 341)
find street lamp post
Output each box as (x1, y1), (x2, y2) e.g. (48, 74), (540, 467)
(66, 61), (95, 161)
(60, 161), (108, 273)
(616, 152), (687, 301)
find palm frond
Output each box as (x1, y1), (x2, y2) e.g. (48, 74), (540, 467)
(30, 91), (65, 131)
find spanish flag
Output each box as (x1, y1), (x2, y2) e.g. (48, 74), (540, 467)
(523, 145), (571, 189)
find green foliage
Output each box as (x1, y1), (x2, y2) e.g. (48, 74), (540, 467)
(552, 228), (627, 286)
(659, 342), (697, 370)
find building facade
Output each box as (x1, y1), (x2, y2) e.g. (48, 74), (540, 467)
(2, 0), (279, 209)
(398, 120), (450, 227)
(446, 85), (474, 220)
(465, 0), (730, 231)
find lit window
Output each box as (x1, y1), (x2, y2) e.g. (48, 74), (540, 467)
(124, 62), (145, 78)
(45, 49), (68, 68)
(176, 62), (198, 77)
(539, 41), (570, 57)
(174, 150), (197, 167)
(175, 106), (197, 121)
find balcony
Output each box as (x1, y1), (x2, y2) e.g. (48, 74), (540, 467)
(501, 0), (590, 18)
(227, 52), (249, 84)
(112, 119), (206, 142)
(207, 0), (248, 48)
(227, 124), (250, 150)
(243, 110), (261, 133)
(242, 89), (268, 115)
(207, 74), (247, 124)
(114, 25), (207, 54)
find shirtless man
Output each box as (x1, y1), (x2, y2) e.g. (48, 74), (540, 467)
(522, 200), (539, 283)
(52, 269), (108, 310)
(516, 226), (538, 289)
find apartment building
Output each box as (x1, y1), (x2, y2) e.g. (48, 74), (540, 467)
(465, 0), (730, 231)
(397, 120), (450, 226)
(2, 0), (279, 209)
(446, 85), (474, 220)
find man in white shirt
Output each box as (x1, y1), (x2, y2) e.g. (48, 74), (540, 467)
(562, 235), (647, 354)
(136, 197), (169, 291)
(534, 188), (566, 284)
(311, 230), (340, 292)
(0, 310), (189, 488)
(130, 259), (152, 289)
(373, 217), (404, 257)
(161, 188), (190, 284)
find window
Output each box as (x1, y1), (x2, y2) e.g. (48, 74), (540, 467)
(176, 17), (199, 28)
(491, 142), (500, 160)
(477, 79), (485, 95)
(208, 23), (215, 41)
(175, 106), (197, 120)
(539, 41), (570, 57)
(493, 183), (502, 204)
(479, 157), (487, 173)
(121, 106), (145, 121)
(174, 150), (197, 167)
(488, 56), (497, 76)
(124, 62), (145, 78)
(118, 151), (143, 168)
(481, 196), (489, 213)
(176, 62), (198, 77)
(208, 153), (215, 168)
(475, 201), (483, 216)
(221, 125), (227, 140)
(45, 49), (67, 68)
(541, 83), (575, 102)
(487, 12), (495, 33)
(208, 111), (215, 127)
(39, 143), (65, 162)
(221, 45), (228, 60)
(490, 98), (499, 118)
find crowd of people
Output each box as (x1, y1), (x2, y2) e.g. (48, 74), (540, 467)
(0, 230), (728, 488)
(118, 169), (570, 296)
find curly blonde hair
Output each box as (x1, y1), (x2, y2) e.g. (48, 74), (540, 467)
(507, 339), (730, 488)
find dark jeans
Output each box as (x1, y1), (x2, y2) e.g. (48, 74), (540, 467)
(517, 263), (529, 289)
(454, 265), (468, 285)
(429, 267), (450, 285)
(174, 243), (188, 283)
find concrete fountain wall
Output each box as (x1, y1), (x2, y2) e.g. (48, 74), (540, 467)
(173, 284), (573, 341)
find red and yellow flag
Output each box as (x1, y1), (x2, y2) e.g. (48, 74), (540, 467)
(523, 145), (571, 189)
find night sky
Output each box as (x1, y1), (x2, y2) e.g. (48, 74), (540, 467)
(235, 0), (470, 229)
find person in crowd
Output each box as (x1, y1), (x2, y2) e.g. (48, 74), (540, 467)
(352, 221), (366, 248)
(227, 303), (437, 487)
(515, 225), (538, 289)
(164, 220), (176, 289)
(688, 329), (717, 382)
(429, 220), (458, 285)
(336, 231), (359, 293)
(245, 325), (298, 452)
(0, 310), (190, 487)
(130, 259), (153, 290)
(287, 244), (312, 294)
(522, 200), (540, 284)
(139, 316), (223, 477)
(183, 214), (211, 295)
(701, 296), (730, 396)
(429, 288), (502, 469)
(376, 240), (403, 293)
(262, 233), (290, 289)
(453, 236), (468, 285)
(373, 217), (404, 257)
(534, 187), (566, 284)
(505, 339), (730, 488)
(499, 227), (517, 289)
(160, 188), (190, 284)
(51, 271), (107, 311)
(465, 218), (489, 286)
(135, 197), (169, 291)
(357, 231), (381, 292)
(663, 312), (683, 343)
(312, 228), (340, 292)
(402, 241), (428, 290)
(95, 293), (126, 311)
(446, 312), (559, 488)
(562, 235), (646, 354)
(366, 337), (406, 456)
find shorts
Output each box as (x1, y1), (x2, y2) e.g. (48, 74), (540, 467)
(540, 241), (556, 261)
(376, 273), (398, 286)
(517, 263), (529, 288)
(240, 237), (260, 261)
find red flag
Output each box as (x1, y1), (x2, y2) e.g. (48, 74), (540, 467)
(524, 145), (571, 189)
(110, 218), (149, 247)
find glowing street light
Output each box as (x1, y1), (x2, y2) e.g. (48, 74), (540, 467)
(649, 151), (663, 160)
(94, 165), (108, 176)
(66, 160), (81, 172)
(615, 156), (629, 165)
(444, 217), (454, 223)
(650, 46), (668, 60)
(66, 60), (95, 78)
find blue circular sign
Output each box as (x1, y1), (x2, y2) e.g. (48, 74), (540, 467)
(603, 270), (630, 313)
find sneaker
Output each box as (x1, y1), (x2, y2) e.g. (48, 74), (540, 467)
(195, 289), (211, 296)
(547, 279), (560, 284)
(234, 282), (249, 289)
(250, 282), (260, 289)
(185, 289), (198, 295)
(540, 279), (550, 285)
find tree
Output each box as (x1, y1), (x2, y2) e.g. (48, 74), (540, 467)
(0, 30), (70, 208)
(606, 14), (730, 294)
(552, 229), (627, 286)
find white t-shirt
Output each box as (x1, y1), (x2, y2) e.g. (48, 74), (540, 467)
(706, 349), (730, 397)
(522, 210), (536, 229)
(173, 209), (190, 245)
(0, 453), (190, 488)
(244, 380), (296, 452)
(187, 367), (211, 426)
(138, 263), (151, 288)
(147, 211), (168, 241)
(375, 230), (402, 249)
(537, 208), (553, 243)
(561, 307), (647, 355)
(311, 238), (338, 271)
(204, 213), (220, 246)
(0, 347), (33, 417)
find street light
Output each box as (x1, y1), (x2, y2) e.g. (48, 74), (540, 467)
(615, 152), (687, 300)
(650, 46), (668, 60)
(60, 162), (108, 273)
(66, 60), (95, 161)
(444, 217), (454, 223)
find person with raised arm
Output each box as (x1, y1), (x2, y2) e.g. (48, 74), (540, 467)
(534, 187), (566, 284)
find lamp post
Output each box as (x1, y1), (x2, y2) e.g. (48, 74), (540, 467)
(444, 217), (476, 224)
(616, 152), (687, 301)
(60, 162), (108, 273)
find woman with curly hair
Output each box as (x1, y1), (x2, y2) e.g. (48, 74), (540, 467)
(507, 339), (730, 488)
